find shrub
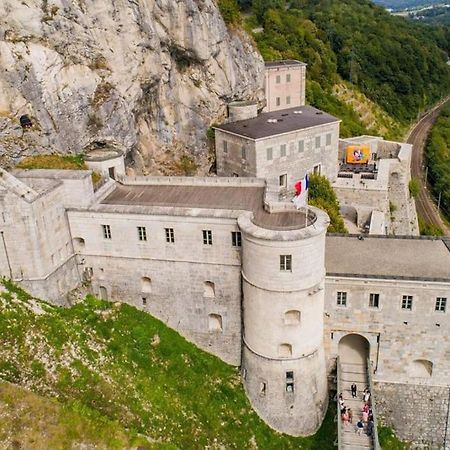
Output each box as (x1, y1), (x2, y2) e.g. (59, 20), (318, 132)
(408, 178), (420, 198)
(308, 173), (347, 233)
(219, 0), (242, 25)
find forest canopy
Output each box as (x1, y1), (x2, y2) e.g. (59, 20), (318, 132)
(241, 0), (450, 135)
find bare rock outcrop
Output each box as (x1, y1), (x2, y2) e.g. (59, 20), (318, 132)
(0, 0), (264, 174)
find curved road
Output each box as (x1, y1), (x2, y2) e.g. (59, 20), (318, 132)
(406, 97), (450, 236)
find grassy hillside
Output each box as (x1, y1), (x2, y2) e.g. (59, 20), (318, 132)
(0, 381), (149, 449)
(0, 279), (336, 449)
(239, 0), (450, 138)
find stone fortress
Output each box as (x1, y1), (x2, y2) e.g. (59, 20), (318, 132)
(0, 60), (449, 447)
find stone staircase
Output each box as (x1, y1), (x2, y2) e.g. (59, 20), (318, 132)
(339, 362), (374, 450)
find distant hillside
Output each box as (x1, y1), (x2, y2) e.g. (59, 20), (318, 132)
(408, 6), (450, 26)
(241, 0), (450, 137)
(371, 0), (441, 11)
(0, 280), (336, 449)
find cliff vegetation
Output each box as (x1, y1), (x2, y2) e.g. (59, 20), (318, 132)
(0, 279), (337, 449)
(241, 0), (450, 138)
(425, 102), (450, 223)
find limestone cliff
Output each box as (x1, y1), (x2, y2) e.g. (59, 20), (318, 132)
(0, 0), (264, 174)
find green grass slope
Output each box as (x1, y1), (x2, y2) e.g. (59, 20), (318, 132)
(0, 279), (336, 449)
(0, 381), (150, 449)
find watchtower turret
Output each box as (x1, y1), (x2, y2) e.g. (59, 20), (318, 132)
(238, 206), (329, 435)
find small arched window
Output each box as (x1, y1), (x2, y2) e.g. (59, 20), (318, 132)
(73, 237), (85, 251)
(208, 313), (223, 331)
(409, 359), (433, 378)
(99, 286), (108, 300)
(284, 310), (301, 325)
(278, 343), (292, 357)
(141, 277), (152, 293)
(204, 281), (215, 298)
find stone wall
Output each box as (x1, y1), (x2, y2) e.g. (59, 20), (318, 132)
(68, 209), (244, 365)
(375, 381), (450, 448)
(216, 121), (340, 191)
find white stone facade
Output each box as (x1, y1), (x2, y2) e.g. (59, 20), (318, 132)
(1, 167), (449, 442)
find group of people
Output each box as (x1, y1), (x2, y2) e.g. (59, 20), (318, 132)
(339, 385), (375, 437)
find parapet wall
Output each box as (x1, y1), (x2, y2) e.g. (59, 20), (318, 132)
(117, 175), (265, 188)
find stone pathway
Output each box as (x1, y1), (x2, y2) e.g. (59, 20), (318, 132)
(340, 362), (374, 450)
(388, 162), (419, 236)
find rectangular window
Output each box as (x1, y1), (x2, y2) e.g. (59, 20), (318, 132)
(137, 226), (147, 241)
(286, 95), (291, 105)
(402, 295), (413, 310)
(298, 140), (304, 153)
(242, 146), (246, 160)
(276, 75), (281, 84)
(435, 297), (447, 312)
(165, 227), (175, 243)
(286, 74), (291, 82)
(280, 255), (292, 271)
(280, 144), (286, 157)
(286, 371), (294, 392)
(231, 231), (242, 248)
(326, 133), (332, 146)
(102, 224), (111, 239)
(266, 147), (273, 161)
(315, 136), (321, 148)
(276, 97), (281, 106)
(369, 293), (380, 308)
(203, 229), (213, 245)
(223, 140), (228, 154)
(279, 174), (287, 189)
(337, 291), (347, 306)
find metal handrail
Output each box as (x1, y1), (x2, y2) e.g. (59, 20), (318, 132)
(336, 356), (343, 449)
(367, 358), (381, 450)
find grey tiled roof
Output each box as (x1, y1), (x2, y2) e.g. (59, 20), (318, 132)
(215, 106), (340, 140)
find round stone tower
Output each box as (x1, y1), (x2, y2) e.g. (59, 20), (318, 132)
(238, 206), (330, 436)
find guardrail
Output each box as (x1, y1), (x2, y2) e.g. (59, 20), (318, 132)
(367, 358), (381, 450)
(336, 356), (343, 450)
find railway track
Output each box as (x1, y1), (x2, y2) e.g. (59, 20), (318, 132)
(406, 97), (450, 236)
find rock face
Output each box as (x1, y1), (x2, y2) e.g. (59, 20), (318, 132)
(0, 0), (264, 174)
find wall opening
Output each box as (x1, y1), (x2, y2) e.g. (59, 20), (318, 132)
(278, 343), (292, 358)
(203, 281), (215, 298)
(99, 286), (108, 300)
(338, 333), (370, 365)
(284, 310), (301, 325)
(141, 277), (152, 293)
(409, 359), (433, 378)
(208, 314), (223, 331)
(108, 167), (116, 179)
(286, 371), (294, 392)
(73, 237), (85, 251)
(260, 381), (267, 396)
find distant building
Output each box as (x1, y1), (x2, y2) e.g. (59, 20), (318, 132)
(215, 105), (340, 191)
(264, 60), (306, 112)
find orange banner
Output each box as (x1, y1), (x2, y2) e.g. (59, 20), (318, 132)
(346, 145), (370, 164)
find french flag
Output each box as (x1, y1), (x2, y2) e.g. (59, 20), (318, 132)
(293, 175), (309, 209)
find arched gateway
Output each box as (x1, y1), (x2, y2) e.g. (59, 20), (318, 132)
(338, 333), (370, 365)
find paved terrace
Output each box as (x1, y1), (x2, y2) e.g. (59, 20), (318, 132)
(100, 183), (315, 231)
(326, 235), (450, 281)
